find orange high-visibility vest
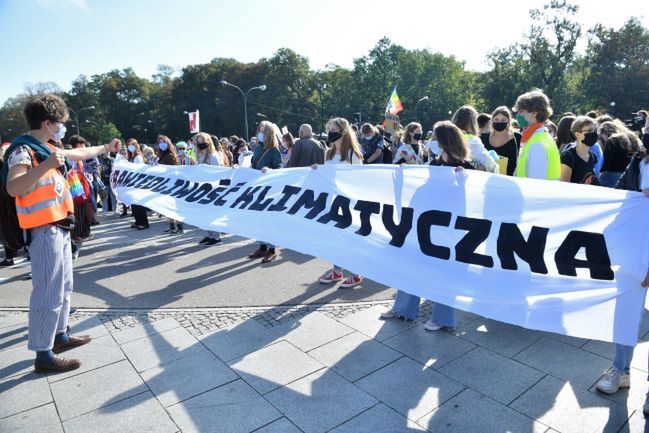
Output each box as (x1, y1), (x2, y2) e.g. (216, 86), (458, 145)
(14, 146), (74, 229)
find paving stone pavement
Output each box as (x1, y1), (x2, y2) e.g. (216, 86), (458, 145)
(1, 305), (649, 432)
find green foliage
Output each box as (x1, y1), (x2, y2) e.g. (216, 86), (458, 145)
(584, 18), (649, 117)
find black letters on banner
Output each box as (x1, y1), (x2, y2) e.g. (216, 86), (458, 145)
(185, 183), (213, 203)
(268, 185), (302, 212)
(317, 195), (352, 228)
(122, 172), (139, 188)
(353, 200), (380, 236)
(213, 182), (246, 206)
(133, 174), (153, 189)
(497, 223), (549, 274)
(382, 205), (414, 247)
(555, 231), (615, 280)
(249, 186), (274, 211)
(200, 179), (232, 205)
(161, 179), (186, 196)
(116, 167), (617, 282)
(171, 181), (200, 199)
(417, 210), (452, 259)
(151, 178), (171, 193)
(454, 216), (494, 268)
(287, 189), (328, 219)
(231, 186), (262, 209)
(142, 176), (164, 190)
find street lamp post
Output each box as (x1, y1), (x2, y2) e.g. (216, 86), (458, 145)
(67, 106), (95, 135)
(414, 96), (429, 122)
(220, 80), (267, 141)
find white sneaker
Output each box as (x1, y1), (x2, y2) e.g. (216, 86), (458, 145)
(596, 368), (630, 394)
(380, 309), (397, 319)
(424, 319), (443, 331)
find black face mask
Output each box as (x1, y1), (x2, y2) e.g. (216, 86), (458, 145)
(493, 122), (508, 132)
(197, 142), (208, 150)
(328, 131), (342, 143)
(583, 131), (598, 147)
(413, 133), (423, 141)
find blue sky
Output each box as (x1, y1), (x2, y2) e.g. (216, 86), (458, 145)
(1, 0), (647, 105)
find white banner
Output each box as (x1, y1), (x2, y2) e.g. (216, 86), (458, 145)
(111, 160), (649, 345)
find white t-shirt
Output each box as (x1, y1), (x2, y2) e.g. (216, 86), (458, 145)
(132, 155), (144, 164)
(525, 142), (549, 180)
(238, 150), (254, 168)
(198, 152), (220, 166)
(467, 135), (499, 173)
(325, 151), (362, 165)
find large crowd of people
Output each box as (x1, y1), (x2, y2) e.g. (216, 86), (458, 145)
(1, 90), (649, 411)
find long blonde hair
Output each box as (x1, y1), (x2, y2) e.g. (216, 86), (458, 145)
(257, 120), (281, 151)
(325, 117), (363, 162)
(194, 132), (218, 164)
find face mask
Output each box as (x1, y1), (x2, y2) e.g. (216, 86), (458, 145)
(127, 144), (136, 153)
(158, 142), (168, 151)
(328, 131), (342, 143)
(364, 135), (373, 140)
(413, 133), (423, 141)
(48, 122), (66, 141)
(515, 114), (529, 128)
(582, 131), (598, 147)
(197, 142), (207, 150)
(493, 122), (508, 132)
(257, 132), (265, 143)
(178, 149), (186, 156)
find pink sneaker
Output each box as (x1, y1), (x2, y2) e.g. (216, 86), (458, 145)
(340, 275), (363, 288)
(320, 270), (344, 284)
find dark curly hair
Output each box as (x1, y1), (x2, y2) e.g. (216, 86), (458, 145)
(513, 89), (553, 123)
(24, 94), (69, 130)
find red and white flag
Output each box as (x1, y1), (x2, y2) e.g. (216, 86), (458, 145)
(188, 110), (200, 133)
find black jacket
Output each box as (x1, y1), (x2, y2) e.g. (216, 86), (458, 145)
(615, 134), (649, 191)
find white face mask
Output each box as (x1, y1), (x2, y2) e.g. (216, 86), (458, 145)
(257, 132), (265, 143)
(48, 122), (66, 141)
(127, 144), (136, 153)
(178, 149), (186, 156)
(158, 142), (168, 151)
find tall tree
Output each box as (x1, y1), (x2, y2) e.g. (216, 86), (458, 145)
(482, 0), (582, 114)
(584, 18), (649, 117)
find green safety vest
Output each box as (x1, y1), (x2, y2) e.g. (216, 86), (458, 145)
(515, 130), (561, 180)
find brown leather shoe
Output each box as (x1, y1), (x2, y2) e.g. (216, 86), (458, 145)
(34, 355), (81, 373)
(261, 250), (278, 263)
(52, 334), (92, 354)
(248, 248), (267, 259)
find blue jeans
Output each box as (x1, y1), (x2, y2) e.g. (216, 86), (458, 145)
(599, 171), (623, 188)
(392, 290), (456, 327)
(613, 344), (635, 374)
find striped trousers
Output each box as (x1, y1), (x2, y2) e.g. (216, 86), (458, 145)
(27, 225), (73, 351)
